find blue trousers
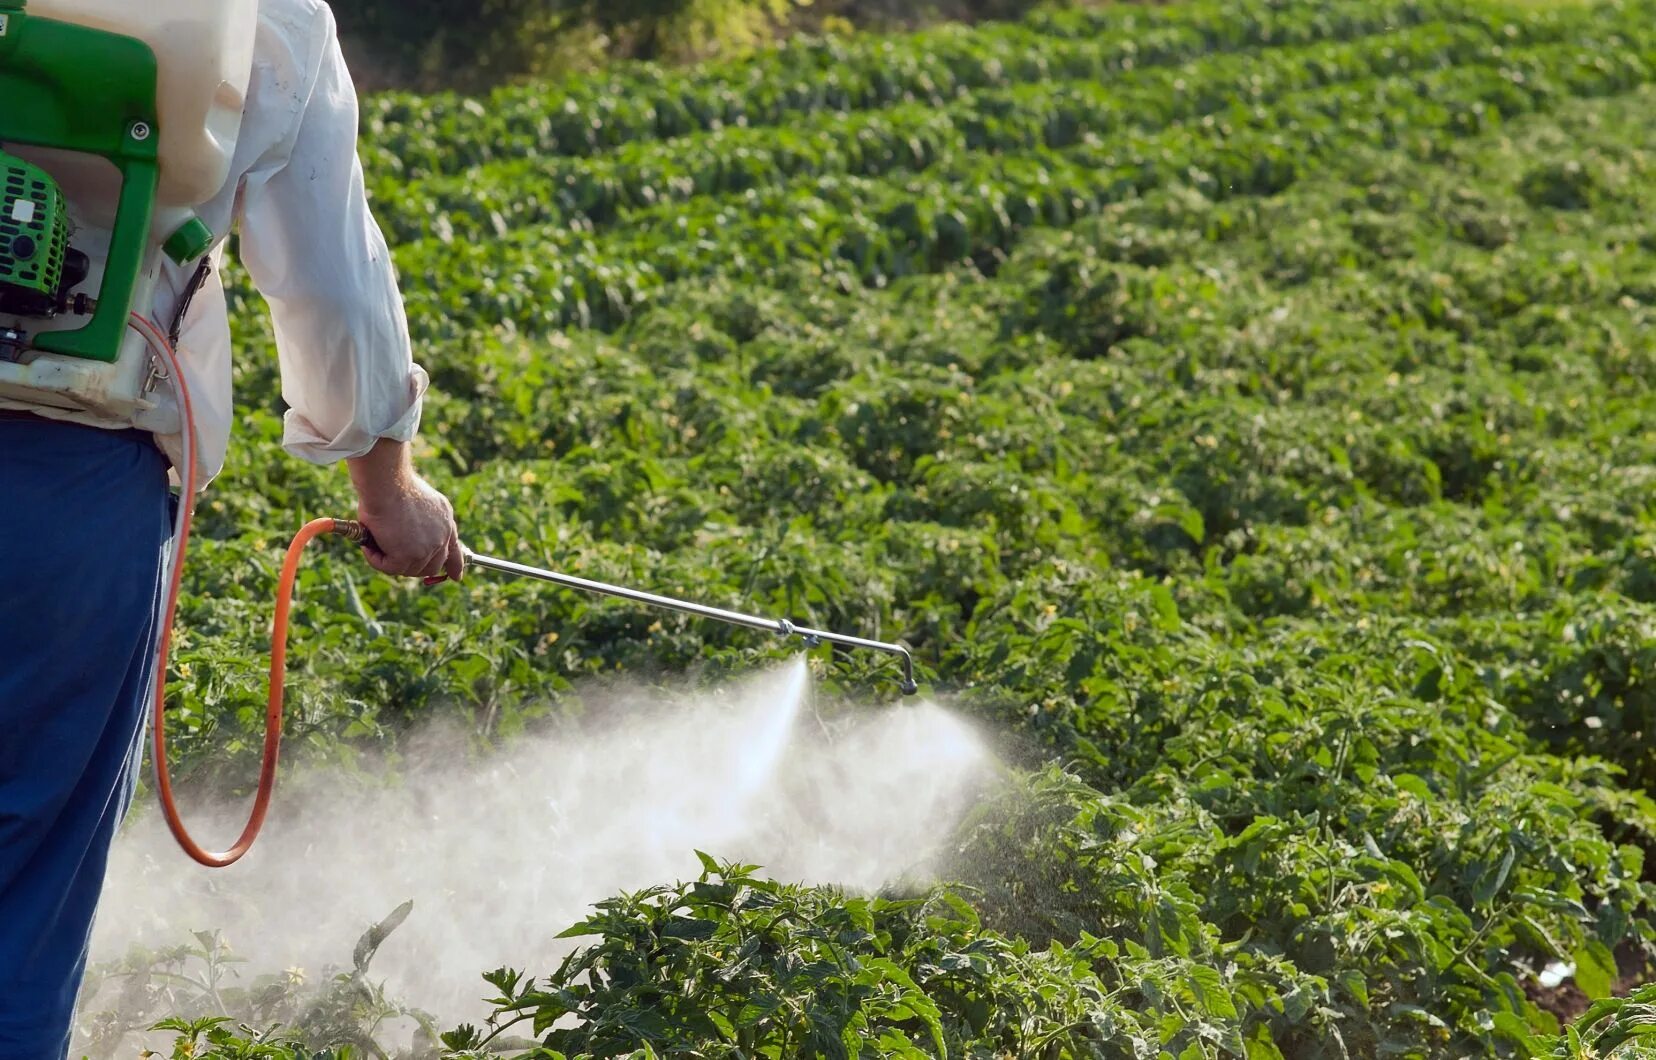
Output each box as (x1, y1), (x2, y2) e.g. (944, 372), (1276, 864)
(0, 417), (171, 1059)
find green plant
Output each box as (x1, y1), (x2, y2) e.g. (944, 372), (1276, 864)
(442, 855), (1139, 1058)
(104, 0), (1656, 1055)
(79, 904), (438, 1059)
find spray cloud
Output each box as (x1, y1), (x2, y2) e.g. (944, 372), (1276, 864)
(79, 660), (990, 1053)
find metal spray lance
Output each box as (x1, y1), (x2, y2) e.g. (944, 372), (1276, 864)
(334, 519), (922, 696)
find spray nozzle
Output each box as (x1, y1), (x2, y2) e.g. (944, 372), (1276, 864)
(776, 622), (917, 696)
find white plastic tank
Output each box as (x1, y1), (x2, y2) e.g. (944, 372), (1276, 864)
(30, 0), (259, 208)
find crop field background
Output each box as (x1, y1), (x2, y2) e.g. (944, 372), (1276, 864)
(73, 0), (1656, 1056)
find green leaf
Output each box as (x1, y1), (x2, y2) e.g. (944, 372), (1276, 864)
(1574, 940), (1618, 1000)
(1473, 845), (1517, 906)
(1188, 965), (1239, 1020)
(1150, 584), (1182, 631)
(353, 899), (414, 974)
(1338, 969), (1369, 1009)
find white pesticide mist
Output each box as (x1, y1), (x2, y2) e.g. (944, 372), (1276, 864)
(80, 659), (991, 1048)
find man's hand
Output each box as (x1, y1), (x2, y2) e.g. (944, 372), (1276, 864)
(347, 439), (465, 582)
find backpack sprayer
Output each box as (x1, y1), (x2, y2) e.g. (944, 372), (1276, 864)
(0, 0), (917, 870)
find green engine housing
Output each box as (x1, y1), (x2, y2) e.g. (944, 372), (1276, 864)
(0, 149), (73, 317)
(0, 0), (163, 363)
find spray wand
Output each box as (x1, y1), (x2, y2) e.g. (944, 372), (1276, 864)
(332, 520), (918, 695)
(133, 316), (918, 870)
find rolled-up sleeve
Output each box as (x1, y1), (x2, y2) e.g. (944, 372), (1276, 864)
(235, 2), (427, 464)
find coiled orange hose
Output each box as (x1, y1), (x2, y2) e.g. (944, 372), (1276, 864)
(152, 518), (346, 868)
(133, 314), (348, 868)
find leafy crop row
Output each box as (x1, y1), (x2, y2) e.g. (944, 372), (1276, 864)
(395, 22), (1655, 338)
(360, 0), (1468, 180)
(377, 11), (1566, 246)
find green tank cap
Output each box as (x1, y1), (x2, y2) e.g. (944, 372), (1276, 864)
(163, 216), (214, 265)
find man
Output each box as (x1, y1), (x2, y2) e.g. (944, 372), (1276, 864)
(0, 0), (463, 1054)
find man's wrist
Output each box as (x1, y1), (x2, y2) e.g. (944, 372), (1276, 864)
(347, 437), (417, 504)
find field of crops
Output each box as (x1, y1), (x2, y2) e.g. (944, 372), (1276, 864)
(87, 0), (1656, 1055)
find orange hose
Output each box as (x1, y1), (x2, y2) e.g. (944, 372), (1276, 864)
(151, 518), (343, 868)
(133, 313), (345, 869)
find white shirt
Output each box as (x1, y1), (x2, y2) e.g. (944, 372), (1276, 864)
(0, 0), (427, 484)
